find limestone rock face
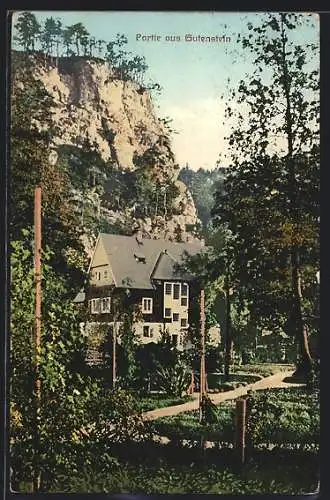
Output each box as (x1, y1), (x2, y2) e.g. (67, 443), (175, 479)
(33, 57), (165, 169)
(14, 53), (200, 242)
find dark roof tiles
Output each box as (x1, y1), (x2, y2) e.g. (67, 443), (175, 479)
(99, 233), (204, 290)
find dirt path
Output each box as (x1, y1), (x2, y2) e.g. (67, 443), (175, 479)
(142, 370), (304, 421)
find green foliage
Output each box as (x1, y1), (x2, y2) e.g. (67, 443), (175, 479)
(184, 344), (223, 373)
(246, 387), (320, 450)
(10, 54), (87, 287)
(137, 394), (193, 412)
(14, 12), (41, 51)
(13, 14), (156, 90)
(134, 334), (181, 392)
(11, 231), (90, 485)
(200, 395), (219, 424)
(231, 363), (294, 377)
(209, 13), (319, 378)
(207, 373), (261, 389)
(153, 405), (234, 444)
(117, 310), (139, 389)
(155, 360), (191, 397)
(10, 232), (150, 489)
(213, 13), (319, 336)
(50, 461), (319, 494)
(152, 385), (319, 453)
(178, 165), (224, 232)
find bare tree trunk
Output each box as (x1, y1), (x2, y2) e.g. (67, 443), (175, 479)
(291, 247), (313, 375)
(224, 267), (232, 381)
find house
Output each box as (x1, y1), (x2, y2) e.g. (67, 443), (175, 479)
(75, 231), (208, 350)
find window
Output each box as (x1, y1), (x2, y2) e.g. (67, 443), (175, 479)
(104, 270), (108, 279)
(164, 307), (172, 318)
(90, 298), (101, 314)
(181, 297), (188, 306)
(143, 325), (151, 337)
(173, 313), (179, 322)
(101, 297), (111, 313)
(181, 283), (188, 296)
(173, 284), (180, 300)
(142, 297), (153, 313)
(181, 318), (188, 328)
(165, 283), (172, 295)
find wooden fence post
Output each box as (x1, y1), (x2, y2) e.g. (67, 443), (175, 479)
(235, 398), (246, 470)
(33, 186), (42, 492)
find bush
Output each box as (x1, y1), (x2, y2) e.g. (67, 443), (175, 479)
(207, 373), (261, 390)
(50, 461), (319, 494)
(137, 394), (193, 412)
(11, 385), (152, 491)
(155, 361), (191, 397)
(246, 388), (320, 451)
(231, 363), (294, 377)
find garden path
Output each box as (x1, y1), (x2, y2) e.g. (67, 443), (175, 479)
(142, 370), (305, 421)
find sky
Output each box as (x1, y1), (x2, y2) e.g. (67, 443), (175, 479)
(12, 11), (319, 170)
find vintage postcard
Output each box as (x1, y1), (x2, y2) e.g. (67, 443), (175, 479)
(8, 10), (320, 495)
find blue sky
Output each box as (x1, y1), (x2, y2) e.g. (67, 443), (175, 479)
(12, 11), (319, 170)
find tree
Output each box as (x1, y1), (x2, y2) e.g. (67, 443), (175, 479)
(10, 232), (151, 491)
(39, 17), (62, 56)
(14, 12), (41, 52)
(10, 54), (87, 289)
(178, 166), (224, 233)
(10, 231), (89, 489)
(62, 26), (75, 57)
(213, 13), (319, 379)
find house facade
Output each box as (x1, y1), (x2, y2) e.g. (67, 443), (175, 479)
(75, 231), (209, 350)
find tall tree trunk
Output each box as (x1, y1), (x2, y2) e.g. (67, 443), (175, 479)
(224, 267), (232, 381)
(280, 14), (313, 378)
(291, 246), (313, 375)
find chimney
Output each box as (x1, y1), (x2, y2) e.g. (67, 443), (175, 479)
(135, 229), (143, 245)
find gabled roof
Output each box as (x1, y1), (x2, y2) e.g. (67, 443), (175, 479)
(97, 233), (204, 290)
(73, 289), (86, 303)
(151, 250), (195, 281)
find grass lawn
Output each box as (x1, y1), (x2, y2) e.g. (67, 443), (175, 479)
(49, 445), (319, 494)
(231, 362), (295, 377)
(137, 393), (194, 412)
(151, 386), (319, 450)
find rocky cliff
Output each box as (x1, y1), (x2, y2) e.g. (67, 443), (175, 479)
(12, 53), (200, 248)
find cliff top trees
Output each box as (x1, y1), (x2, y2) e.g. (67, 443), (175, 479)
(13, 13), (154, 88)
(14, 12), (41, 51)
(39, 17), (62, 56)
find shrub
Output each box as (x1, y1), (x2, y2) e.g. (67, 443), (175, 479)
(155, 361), (191, 397)
(245, 388), (320, 451)
(50, 461), (319, 494)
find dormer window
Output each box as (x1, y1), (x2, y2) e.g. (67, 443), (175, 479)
(142, 297), (153, 314)
(134, 252), (146, 264)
